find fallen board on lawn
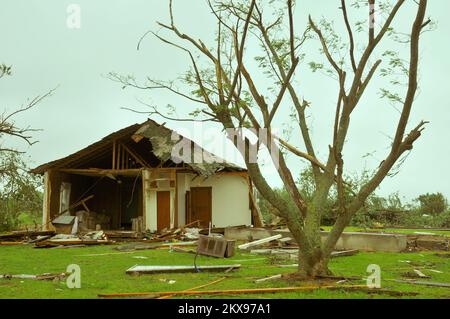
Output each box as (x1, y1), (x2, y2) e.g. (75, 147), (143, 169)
(126, 264), (241, 275)
(35, 240), (112, 248)
(98, 284), (368, 298)
(330, 249), (359, 258)
(393, 279), (450, 288)
(116, 241), (198, 251)
(157, 277), (227, 300)
(0, 273), (67, 281)
(238, 234), (283, 250)
(0, 230), (55, 241)
(254, 274), (282, 283)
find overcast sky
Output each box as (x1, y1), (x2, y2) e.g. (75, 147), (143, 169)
(1, 0), (448, 202)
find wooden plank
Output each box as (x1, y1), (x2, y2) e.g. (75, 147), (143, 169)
(330, 250), (359, 258)
(112, 140), (116, 169)
(57, 169), (143, 176)
(254, 274), (282, 283)
(98, 284), (367, 298)
(248, 178), (264, 227)
(157, 277), (227, 299)
(126, 264), (241, 275)
(393, 280), (450, 288)
(120, 143), (150, 168)
(238, 234), (283, 250)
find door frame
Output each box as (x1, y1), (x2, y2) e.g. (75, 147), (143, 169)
(188, 187), (212, 227)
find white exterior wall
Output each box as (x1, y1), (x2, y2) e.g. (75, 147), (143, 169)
(143, 169), (176, 232)
(177, 173), (252, 228)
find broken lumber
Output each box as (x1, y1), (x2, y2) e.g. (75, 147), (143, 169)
(35, 239), (112, 248)
(0, 241), (24, 245)
(98, 284), (368, 298)
(238, 234), (283, 250)
(0, 230), (55, 242)
(170, 247), (197, 255)
(330, 249), (359, 258)
(116, 241), (197, 252)
(0, 273), (67, 281)
(393, 279), (450, 288)
(157, 277), (227, 299)
(254, 274), (282, 283)
(126, 264), (241, 275)
(413, 269), (430, 279)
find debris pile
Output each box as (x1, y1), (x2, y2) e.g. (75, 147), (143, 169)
(237, 234), (358, 260)
(76, 210), (111, 232)
(0, 272), (67, 281)
(34, 231), (113, 248)
(406, 234), (449, 251)
(0, 230), (55, 245)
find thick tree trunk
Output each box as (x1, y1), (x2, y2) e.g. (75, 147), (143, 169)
(288, 212), (333, 279)
(297, 249), (332, 278)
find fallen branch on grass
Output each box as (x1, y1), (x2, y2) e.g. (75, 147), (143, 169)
(98, 284), (368, 298)
(126, 264), (241, 275)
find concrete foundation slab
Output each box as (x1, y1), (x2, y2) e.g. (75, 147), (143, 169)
(224, 227), (407, 252)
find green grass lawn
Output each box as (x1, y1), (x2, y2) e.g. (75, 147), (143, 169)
(1, 243), (450, 299)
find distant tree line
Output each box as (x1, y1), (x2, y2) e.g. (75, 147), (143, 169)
(0, 64), (50, 232)
(259, 168), (450, 228)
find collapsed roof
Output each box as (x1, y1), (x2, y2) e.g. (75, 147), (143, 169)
(31, 119), (245, 177)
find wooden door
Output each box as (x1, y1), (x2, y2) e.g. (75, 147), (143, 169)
(157, 191), (171, 231)
(190, 187), (212, 228)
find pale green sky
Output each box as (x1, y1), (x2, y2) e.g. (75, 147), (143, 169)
(1, 0), (449, 202)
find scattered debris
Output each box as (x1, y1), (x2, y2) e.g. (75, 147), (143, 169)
(316, 275), (362, 281)
(413, 269), (430, 279)
(254, 274), (282, 283)
(0, 272), (67, 281)
(75, 209), (111, 232)
(131, 216), (144, 233)
(98, 284), (368, 298)
(34, 231), (112, 248)
(0, 230), (55, 243)
(393, 279), (450, 288)
(238, 234), (283, 250)
(103, 230), (143, 241)
(0, 241), (24, 246)
(116, 241), (197, 252)
(126, 264), (241, 275)
(330, 250), (359, 258)
(197, 235), (235, 258)
(428, 269), (443, 274)
(248, 248), (357, 260)
(170, 247), (197, 255)
(159, 278), (177, 285)
(52, 215), (77, 234)
(406, 234), (450, 251)
(157, 277), (227, 300)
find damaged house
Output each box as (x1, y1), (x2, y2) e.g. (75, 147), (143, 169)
(31, 119), (263, 233)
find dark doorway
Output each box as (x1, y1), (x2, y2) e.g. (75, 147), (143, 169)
(190, 187), (212, 228)
(157, 191), (171, 231)
(120, 176), (142, 229)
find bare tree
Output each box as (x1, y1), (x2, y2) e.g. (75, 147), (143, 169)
(112, 0), (431, 277)
(0, 64), (55, 157)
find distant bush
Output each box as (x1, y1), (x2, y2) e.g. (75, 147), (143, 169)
(0, 153), (43, 232)
(257, 168), (450, 229)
